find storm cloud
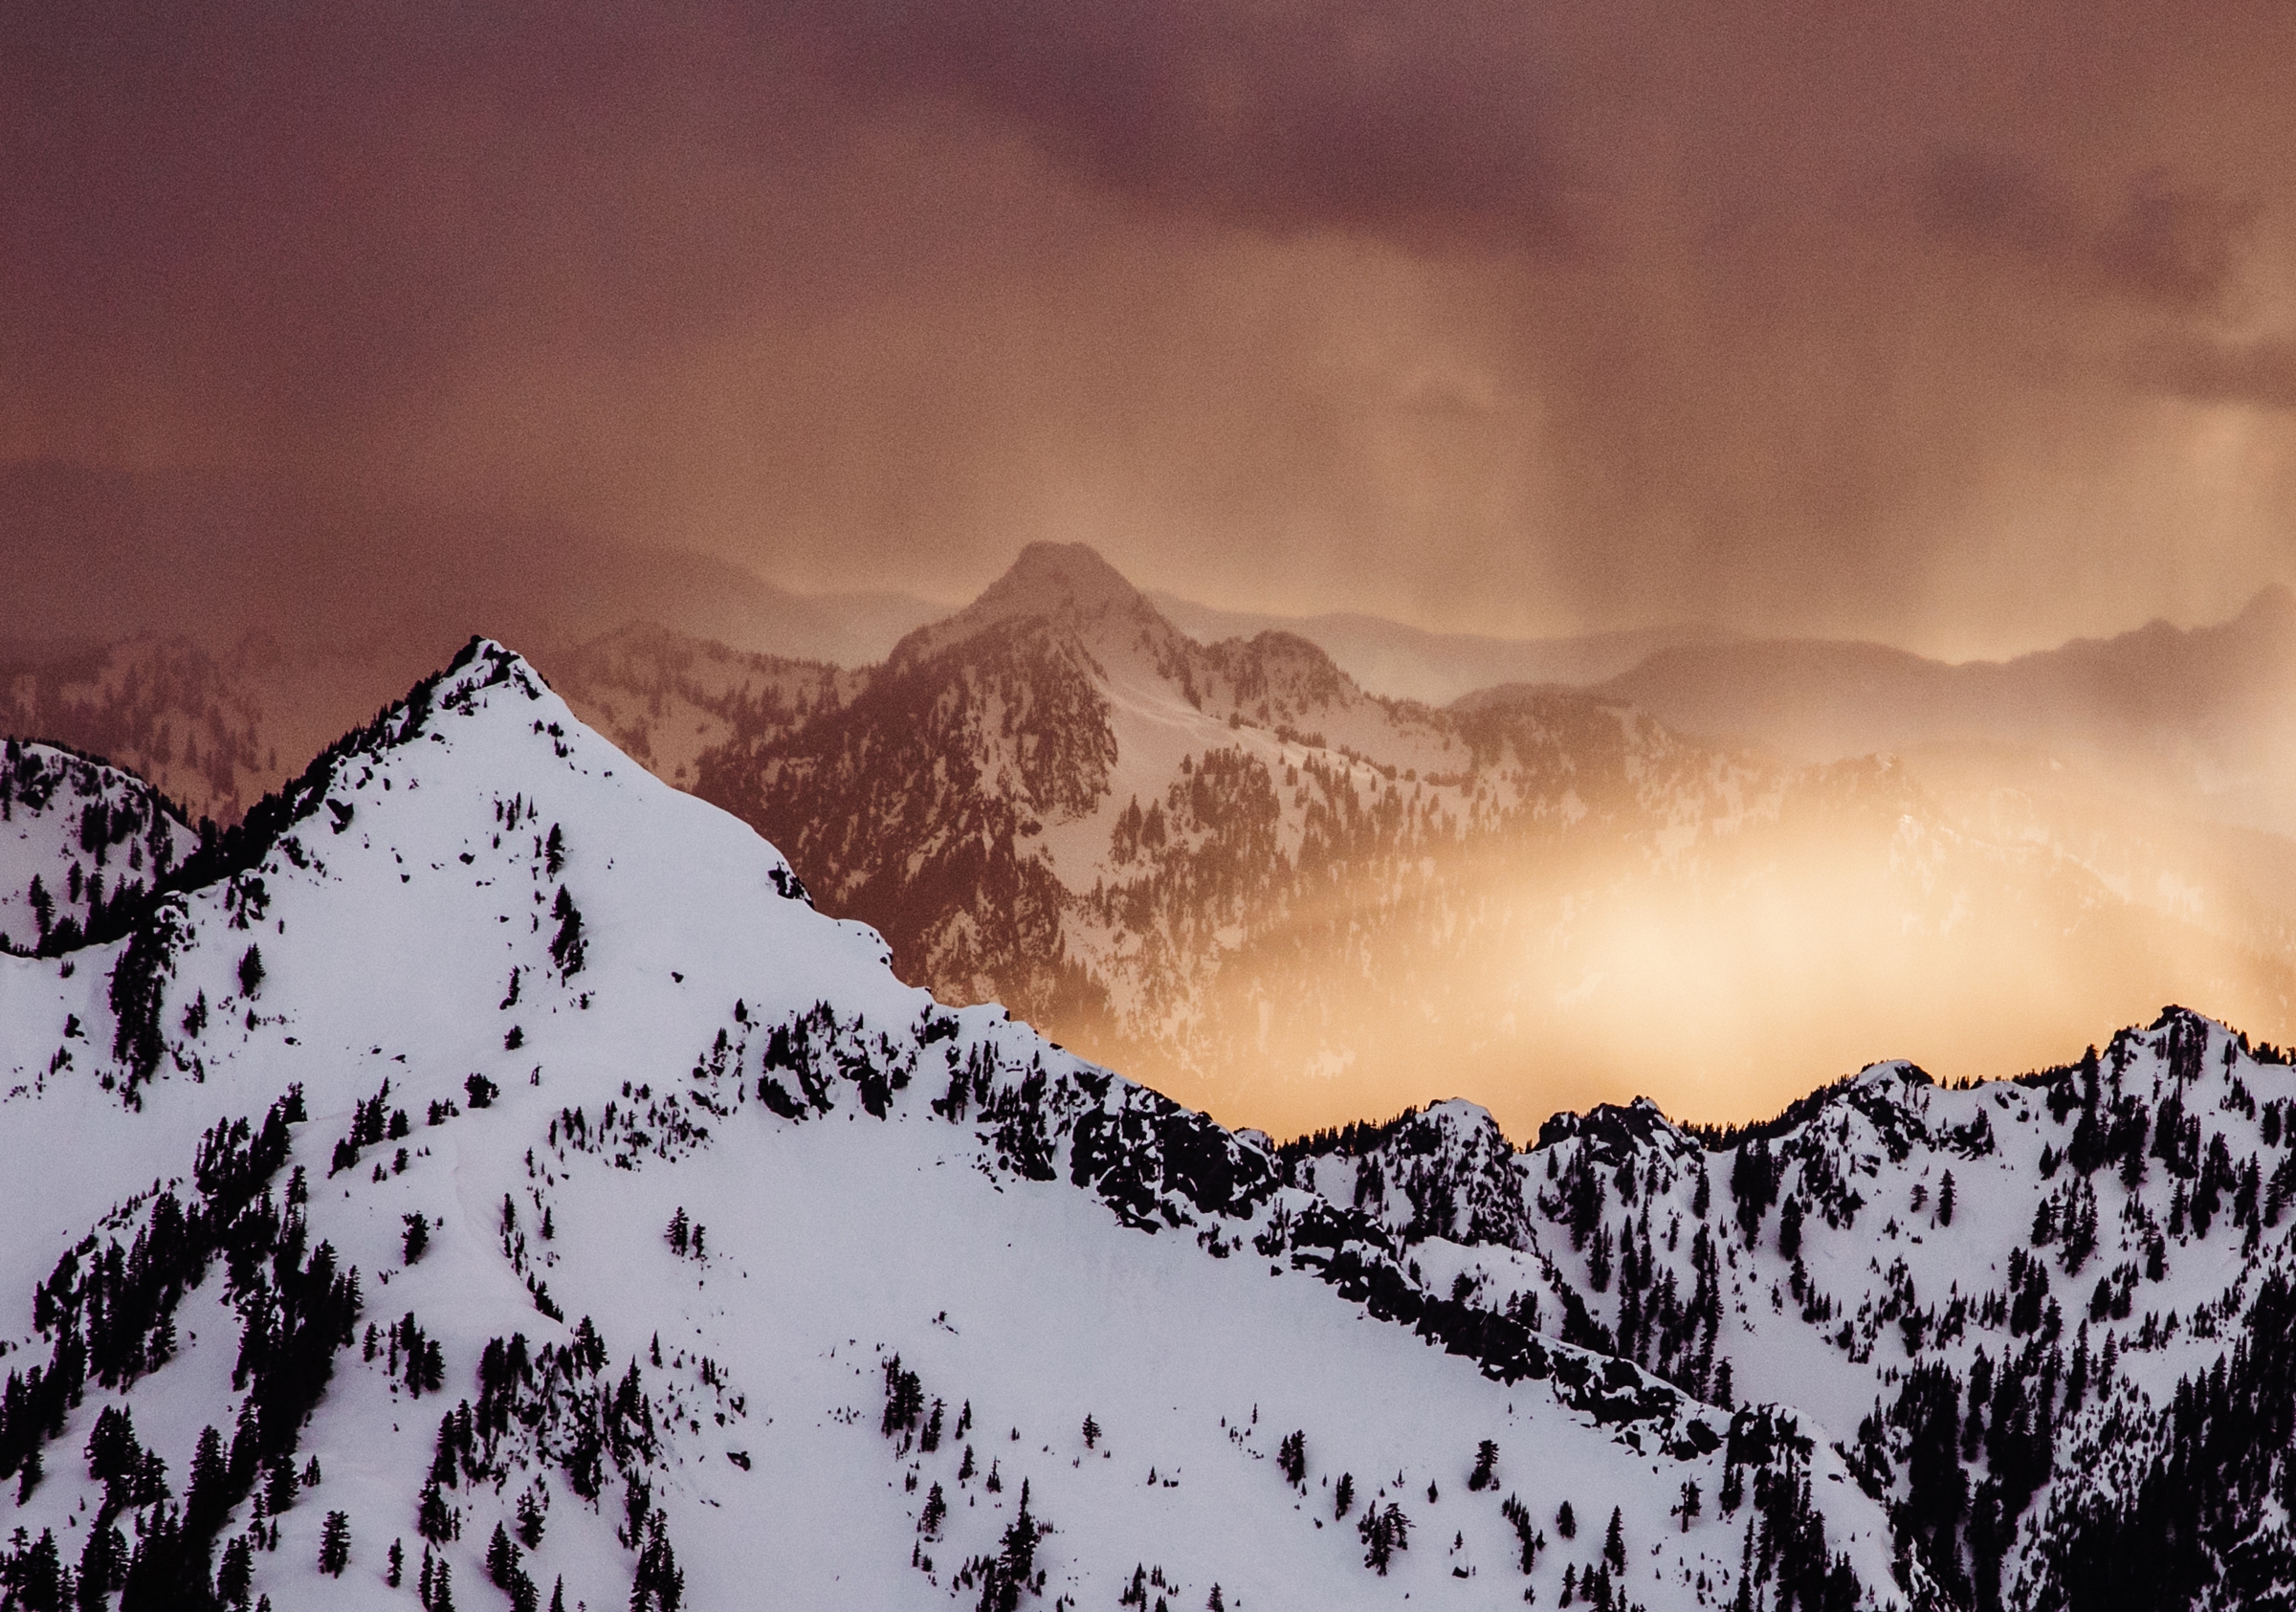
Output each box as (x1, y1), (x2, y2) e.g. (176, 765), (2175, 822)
(4, 0), (2294, 656)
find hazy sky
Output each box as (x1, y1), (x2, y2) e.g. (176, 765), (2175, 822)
(7, 0), (2296, 657)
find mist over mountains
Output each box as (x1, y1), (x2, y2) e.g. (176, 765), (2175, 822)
(0, 462), (939, 678)
(7, 539), (2295, 1135)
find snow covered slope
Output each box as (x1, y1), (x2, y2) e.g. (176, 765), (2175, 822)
(1281, 1011), (2296, 1610)
(0, 643), (1909, 1612)
(1, 742), (200, 956)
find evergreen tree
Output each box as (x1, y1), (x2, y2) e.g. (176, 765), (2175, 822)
(518, 1490), (547, 1549)
(217, 1535), (254, 1606)
(1358, 1503), (1411, 1575)
(1334, 1471), (1355, 1519)
(238, 944), (265, 997)
(78, 1521), (127, 1612)
(1468, 1439), (1499, 1491)
(630, 1513), (684, 1612)
(487, 1521), (519, 1589)
(320, 1511), (351, 1577)
(1556, 1500), (1577, 1539)
(1603, 1506), (1625, 1572)
(418, 1478), (453, 1543)
(264, 1457), (298, 1514)
(1081, 1413), (1101, 1450)
(186, 1425), (232, 1535)
(1501, 1494), (1544, 1573)
(6, 1529), (65, 1612)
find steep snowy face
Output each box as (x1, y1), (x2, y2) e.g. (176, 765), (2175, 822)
(0, 642), (1910, 1612)
(0, 741), (200, 956)
(1284, 1007), (2296, 1611)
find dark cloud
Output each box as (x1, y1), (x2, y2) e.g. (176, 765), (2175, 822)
(2, 0), (2294, 654)
(1914, 150), (2258, 311)
(2129, 337), (2296, 411)
(786, 0), (1575, 250)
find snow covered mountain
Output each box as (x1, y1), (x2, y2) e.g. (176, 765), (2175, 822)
(1278, 1006), (2296, 1611)
(694, 543), (2296, 1137)
(0, 625), (866, 834)
(0, 641), (1915, 1612)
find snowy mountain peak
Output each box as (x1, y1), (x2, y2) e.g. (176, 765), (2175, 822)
(981, 541), (1147, 620)
(1850, 1059), (1929, 1092)
(887, 541), (1168, 670)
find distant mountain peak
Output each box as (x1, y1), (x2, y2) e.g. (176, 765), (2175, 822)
(2237, 580), (2296, 629)
(983, 541), (1146, 617)
(887, 541), (1166, 668)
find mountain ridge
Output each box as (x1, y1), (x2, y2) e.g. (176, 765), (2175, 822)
(11, 549), (2296, 1137)
(692, 548), (2296, 1137)
(0, 638), (1917, 1612)
(5, 642), (2296, 1607)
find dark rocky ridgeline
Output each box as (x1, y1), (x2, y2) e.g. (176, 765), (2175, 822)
(678, 544), (2266, 1159)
